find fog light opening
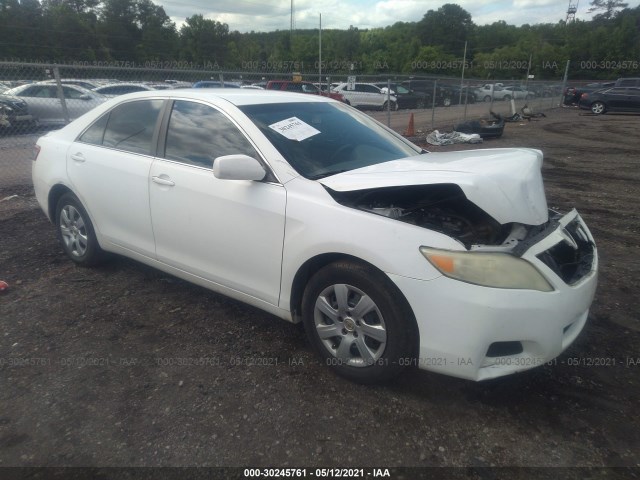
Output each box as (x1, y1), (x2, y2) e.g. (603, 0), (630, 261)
(486, 341), (524, 358)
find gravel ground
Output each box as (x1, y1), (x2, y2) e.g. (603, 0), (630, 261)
(0, 107), (639, 476)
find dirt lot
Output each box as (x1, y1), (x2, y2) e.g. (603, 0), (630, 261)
(0, 107), (639, 475)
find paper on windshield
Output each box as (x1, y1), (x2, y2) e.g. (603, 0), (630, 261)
(269, 117), (320, 141)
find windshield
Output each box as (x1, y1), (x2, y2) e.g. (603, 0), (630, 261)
(239, 102), (420, 179)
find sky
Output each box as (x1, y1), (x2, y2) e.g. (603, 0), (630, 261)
(156, 0), (640, 32)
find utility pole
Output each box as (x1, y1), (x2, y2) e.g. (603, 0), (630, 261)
(290, 0), (295, 38)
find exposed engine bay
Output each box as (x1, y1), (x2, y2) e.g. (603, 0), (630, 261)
(327, 184), (516, 249)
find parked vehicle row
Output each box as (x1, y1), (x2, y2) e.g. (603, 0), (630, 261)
(4, 75), (638, 131)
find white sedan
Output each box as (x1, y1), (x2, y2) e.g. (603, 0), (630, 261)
(33, 90), (598, 383)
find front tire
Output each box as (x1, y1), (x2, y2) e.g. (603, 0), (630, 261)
(55, 193), (105, 266)
(302, 261), (417, 384)
(591, 101), (606, 114)
(442, 97), (452, 107)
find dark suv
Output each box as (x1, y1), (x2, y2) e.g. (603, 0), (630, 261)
(400, 79), (472, 107)
(373, 83), (431, 109)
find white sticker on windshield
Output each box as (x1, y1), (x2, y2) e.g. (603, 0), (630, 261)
(269, 117), (321, 141)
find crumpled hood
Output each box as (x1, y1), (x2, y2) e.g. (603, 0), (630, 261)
(319, 148), (548, 225)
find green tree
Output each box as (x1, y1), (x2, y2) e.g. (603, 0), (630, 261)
(588, 0), (629, 20)
(416, 4), (473, 56)
(135, 0), (178, 61)
(97, 0), (142, 60)
(179, 14), (229, 66)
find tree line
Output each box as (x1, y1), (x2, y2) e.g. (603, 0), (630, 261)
(0, 0), (638, 80)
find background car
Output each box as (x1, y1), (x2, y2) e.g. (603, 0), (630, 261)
(192, 81), (242, 88)
(399, 79), (475, 106)
(578, 86), (640, 114)
(4, 82), (106, 126)
(502, 86), (536, 100)
(563, 82), (615, 105)
(42, 79), (106, 90)
(0, 95), (37, 132)
(444, 84), (476, 105)
(474, 84), (512, 102)
(374, 82), (431, 109)
(92, 83), (158, 97)
(265, 80), (345, 102)
(331, 82), (397, 110)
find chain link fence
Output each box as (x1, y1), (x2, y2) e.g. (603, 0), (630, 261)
(1, 61), (571, 189)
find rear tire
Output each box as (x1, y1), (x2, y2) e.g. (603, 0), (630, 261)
(302, 261), (417, 384)
(55, 193), (105, 266)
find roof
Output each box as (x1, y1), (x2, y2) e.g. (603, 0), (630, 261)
(105, 88), (335, 107)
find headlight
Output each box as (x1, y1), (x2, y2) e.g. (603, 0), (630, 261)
(420, 247), (554, 292)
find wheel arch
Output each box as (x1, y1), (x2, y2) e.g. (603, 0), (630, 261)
(47, 183), (74, 223)
(289, 252), (420, 355)
(47, 185), (105, 249)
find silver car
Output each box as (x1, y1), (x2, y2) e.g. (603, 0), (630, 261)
(332, 83), (397, 110)
(4, 82), (107, 126)
(92, 83), (158, 98)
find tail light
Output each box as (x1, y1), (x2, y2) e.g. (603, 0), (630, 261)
(33, 145), (41, 161)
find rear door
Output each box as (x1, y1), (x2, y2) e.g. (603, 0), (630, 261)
(15, 85), (60, 123)
(605, 87), (630, 110)
(67, 99), (163, 256)
(625, 87), (640, 111)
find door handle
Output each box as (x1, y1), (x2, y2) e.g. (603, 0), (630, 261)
(152, 176), (175, 187)
(70, 153), (85, 162)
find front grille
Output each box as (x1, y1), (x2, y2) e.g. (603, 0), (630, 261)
(537, 218), (595, 285)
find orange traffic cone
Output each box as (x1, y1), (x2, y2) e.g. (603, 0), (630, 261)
(404, 113), (415, 136)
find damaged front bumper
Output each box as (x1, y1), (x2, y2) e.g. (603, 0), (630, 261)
(388, 209), (598, 381)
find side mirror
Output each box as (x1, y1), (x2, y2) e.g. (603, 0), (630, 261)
(213, 154), (266, 181)
(79, 94), (91, 100)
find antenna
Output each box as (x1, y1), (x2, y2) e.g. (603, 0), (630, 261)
(566, 0), (579, 22)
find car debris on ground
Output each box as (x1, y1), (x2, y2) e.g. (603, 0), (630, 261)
(425, 129), (483, 145)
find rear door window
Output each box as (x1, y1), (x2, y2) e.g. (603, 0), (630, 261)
(78, 99), (163, 155)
